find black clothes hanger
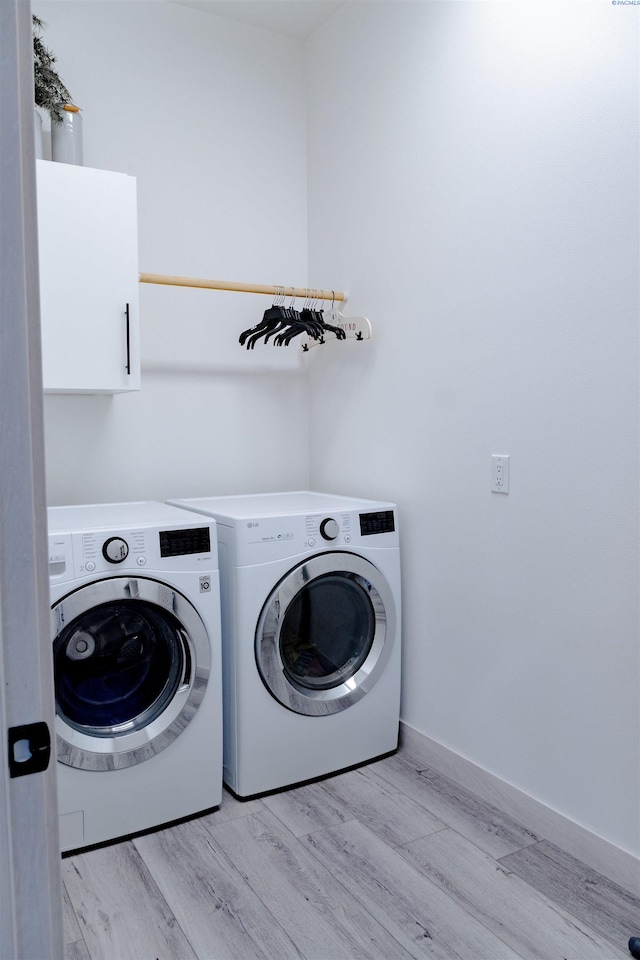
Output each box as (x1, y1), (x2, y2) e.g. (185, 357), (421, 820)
(276, 316), (319, 345)
(320, 313), (347, 340)
(264, 296), (301, 344)
(238, 289), (363, 348)
(275, 300), (325, 345)
(239, 288), (291, 348)
(238, 303), (282, 347)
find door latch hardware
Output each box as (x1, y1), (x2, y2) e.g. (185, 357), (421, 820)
(7, 722), (51, 778)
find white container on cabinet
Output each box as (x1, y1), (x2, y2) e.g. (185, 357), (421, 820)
(36, 159), (140, 393)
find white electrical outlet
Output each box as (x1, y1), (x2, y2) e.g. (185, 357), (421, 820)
(491, 454), (510, 493)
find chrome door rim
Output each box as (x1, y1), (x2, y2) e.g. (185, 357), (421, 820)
(52, 577), (210, 770)
(255, 552), (395, 716)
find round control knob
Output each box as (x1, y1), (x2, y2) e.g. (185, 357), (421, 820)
(102, 537), (129, 564)
(320, 518), (339, 541)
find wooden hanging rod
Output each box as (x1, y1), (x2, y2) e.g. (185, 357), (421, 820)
(139, 272), (346, 302)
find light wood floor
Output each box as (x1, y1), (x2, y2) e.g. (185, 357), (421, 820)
(62, 737), (639, 960)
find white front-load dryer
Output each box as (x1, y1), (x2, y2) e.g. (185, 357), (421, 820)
(48, 501), (223, 851)
(167, 491), (401, 797)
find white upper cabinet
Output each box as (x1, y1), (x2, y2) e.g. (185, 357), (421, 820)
(36, 160), (140, 393)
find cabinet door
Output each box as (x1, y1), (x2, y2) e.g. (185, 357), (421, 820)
(36, 160), (140, 393)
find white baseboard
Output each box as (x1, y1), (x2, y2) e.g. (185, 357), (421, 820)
(399, 721), (639, 893)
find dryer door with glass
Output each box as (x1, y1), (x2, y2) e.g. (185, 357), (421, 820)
(255, 552), (395, 716)
(52, 576), (210, 770)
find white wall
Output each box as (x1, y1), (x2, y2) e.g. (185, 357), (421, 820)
(307, 2), (639, 856)
(33, 0), (311, 505)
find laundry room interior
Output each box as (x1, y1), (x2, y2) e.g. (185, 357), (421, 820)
(8, 0), (640, 956)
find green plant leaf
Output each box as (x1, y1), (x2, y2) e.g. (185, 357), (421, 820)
(33, 14), (73, 123)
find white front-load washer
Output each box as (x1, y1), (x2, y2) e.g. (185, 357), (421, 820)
(167, 491), (401, 797)
(48, 501), (223, 852)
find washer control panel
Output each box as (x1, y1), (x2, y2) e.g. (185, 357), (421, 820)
(80, 528), (146, 574)
(48, 523), (214, 580)
(159, 526), (211, 558)
(48, 534), (74, 582)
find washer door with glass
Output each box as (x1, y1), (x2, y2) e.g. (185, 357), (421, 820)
(52, 577), (210, 771)
(255, 552), (395, 716)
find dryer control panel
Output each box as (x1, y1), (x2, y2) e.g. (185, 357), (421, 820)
(305, 512), (353, 548)
(228, 506), (398, 565)
(359, 510), (396, 536)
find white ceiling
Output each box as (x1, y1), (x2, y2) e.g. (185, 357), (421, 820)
(173, 1), (345, 39)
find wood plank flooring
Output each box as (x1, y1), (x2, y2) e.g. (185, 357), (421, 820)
(62, 746), (639, 960)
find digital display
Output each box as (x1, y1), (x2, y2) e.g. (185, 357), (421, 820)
(359, 510), (395, 536)
(159, 527), (211, 557)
